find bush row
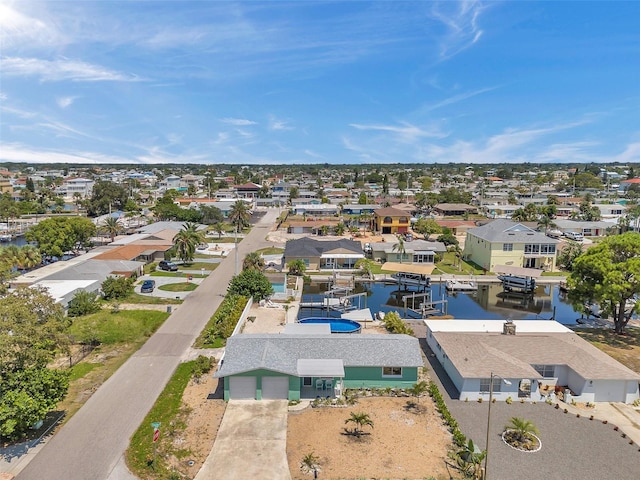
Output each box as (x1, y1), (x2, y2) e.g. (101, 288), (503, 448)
(428, 381), (467, 447)
(201, 294), (248, 345)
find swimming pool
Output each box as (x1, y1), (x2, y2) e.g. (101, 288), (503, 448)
(271, 282), (285, 293)
(299, 317), (362, 333)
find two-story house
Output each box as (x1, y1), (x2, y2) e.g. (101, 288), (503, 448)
(462, 219), (559, 272)
(373, 206), (411, 234)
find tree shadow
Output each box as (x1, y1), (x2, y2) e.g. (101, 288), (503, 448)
(0, 410), (65, 462)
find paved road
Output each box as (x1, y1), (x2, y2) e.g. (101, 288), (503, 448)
(17, 209), (282, 480)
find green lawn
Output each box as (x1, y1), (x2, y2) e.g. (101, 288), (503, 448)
(177, 262), (219, 271)
(120, 292), (183, 304)
(158, 282), (198, 292)
(149, 271), (208, 278)
(68, 362), (103, 381)
(255, 247), (285, 255)
(69, 310), (170, 345)
(433, 252), (487, 275)
(204, 237), (239, 243)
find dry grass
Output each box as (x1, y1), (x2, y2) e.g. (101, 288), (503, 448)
(576, 327), (640, 374)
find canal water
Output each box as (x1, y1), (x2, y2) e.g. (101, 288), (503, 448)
(300, 281), (585, 326)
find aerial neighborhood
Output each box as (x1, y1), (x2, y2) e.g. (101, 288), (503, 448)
(0, 162), (639, 480)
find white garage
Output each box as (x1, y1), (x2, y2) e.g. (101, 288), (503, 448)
(261, 376), (290, 399)
(593, 380), (627, 402)
(229, 376), (256, 399)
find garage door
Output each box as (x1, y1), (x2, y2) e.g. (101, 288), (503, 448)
(262, 376), (290, 399)
(593, 380), (626, 402)
(229, 376), (256, 399)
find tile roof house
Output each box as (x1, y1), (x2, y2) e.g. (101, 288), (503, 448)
(425, 320), (640, 403)
(215, 333), (423, 400)
(462, 219), (559, 273)
(373, 206), (411, 234)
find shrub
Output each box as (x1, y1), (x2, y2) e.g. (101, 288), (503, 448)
(227, 269), (273, 301)
(428, 381), (467, 447)
(505, 396), (513, 404)
(67, 290), (101, 317)
(201, 294), (248, 345)
(101, 276), (134, 300)
(191, 355), (215, 381)
(382, 311), (414, 335)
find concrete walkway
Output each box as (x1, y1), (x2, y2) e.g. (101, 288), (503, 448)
(194, 400), (291, 480)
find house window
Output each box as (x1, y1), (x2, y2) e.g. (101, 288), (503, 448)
(303, 377), (312, 387)
(303, 259), (310, 267)
(540, 244), (556, 254)
(382, 367), (402, 377)
(532, 364), (555, 377)
(503, 243), (513, 252)
(480, 377), (504, 393)
(399, 217), (408, 223)
(524, 244), (540, 254)
(383, 216), (392, 224)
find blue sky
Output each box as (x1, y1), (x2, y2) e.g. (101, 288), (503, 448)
(1, 1), (638, 165)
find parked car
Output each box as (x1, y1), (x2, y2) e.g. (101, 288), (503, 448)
(141, 280), (156, 293)
(158, 260), (179, 271)
(404, 233), (414, 242)
(564, 231), (584, 242)
(546, 229), (563, 239)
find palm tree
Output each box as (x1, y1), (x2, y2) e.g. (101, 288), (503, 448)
(505, 417), (539, 444)
(334, 222), (346, 236)
(101, 217), (122, 243)
(173, 222), (206, 264)
(537, 215), (557, 233)
(392, 235), (406, 263)
(355, 258), (375, 279)
(228, 200), (251, 232)
(18, 245), (41, 271)
(242, 252), (264, 271)
(344, 412), (374, 437)
(212, 222), (225, 239)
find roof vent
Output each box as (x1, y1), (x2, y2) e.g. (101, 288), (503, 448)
(503, 320), (516, 335)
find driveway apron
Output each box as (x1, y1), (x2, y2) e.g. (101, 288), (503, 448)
(194, 400), (292, 480)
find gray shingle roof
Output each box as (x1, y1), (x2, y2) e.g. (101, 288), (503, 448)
(215, 334), (423, 377)
(467, 219), (557, 244)
(284, 238), (363, 258)
(432, 331), (640, 380)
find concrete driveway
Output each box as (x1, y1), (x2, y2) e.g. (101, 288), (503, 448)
(195, 400), (291, 480)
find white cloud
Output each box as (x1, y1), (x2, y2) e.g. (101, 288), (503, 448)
(304, 149), (323, 159)
(349, 121), (447, 141)
(56, 96), (77, 109)
(269, 115), (294, 131)
(430, 0), (487, 60)
(0, 143), (132, 164)
(166, 133), (183, 145)
(419, 86), (499, 113)
(1, 57), (142, 82)
(220, 117), (257, 126)
(0, 3), (64, 50)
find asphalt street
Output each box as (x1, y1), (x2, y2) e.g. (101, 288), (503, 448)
(17, 208), (282, 480)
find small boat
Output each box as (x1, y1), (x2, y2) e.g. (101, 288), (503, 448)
(0, 234), (12, 242)
(445, 279), (477, 292)
(559, 281), (569, 293)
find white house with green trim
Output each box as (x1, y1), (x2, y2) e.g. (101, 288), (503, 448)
(214, 333), (423, 400)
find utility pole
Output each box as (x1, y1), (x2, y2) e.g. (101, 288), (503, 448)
(234, 224), (239, 275)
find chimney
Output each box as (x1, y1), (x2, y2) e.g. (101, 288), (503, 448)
(503, 320), (516, 335)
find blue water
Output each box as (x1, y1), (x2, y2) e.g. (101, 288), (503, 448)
(300, 281), (584, 326)
(271, 282), (285, 293)
(299, 317), (362, 333)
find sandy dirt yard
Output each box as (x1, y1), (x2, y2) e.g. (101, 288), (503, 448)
(167, 375), (226, 478)
(287, 396), (454, 480)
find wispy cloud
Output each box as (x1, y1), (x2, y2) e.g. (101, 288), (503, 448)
(1, 57), (142, 82)
(269, 115), (294, 131)
(0, 143), (132, 164)
(419, 86), (499, 113)
(350, 121), (447, 141)
(0, 3), (64, 50)
(220, 117), (257, 126)
(56, 96), (78, 109)
(304, 149), (323, 159)
(430, 0), (487, 60)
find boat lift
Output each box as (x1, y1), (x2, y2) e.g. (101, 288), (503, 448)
(401, 291), (448, 318)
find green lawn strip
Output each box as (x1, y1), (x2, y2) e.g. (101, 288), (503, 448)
(126, 361), (195, 478)
(193, 294), (248, 348)
(118, 292), (183, 304)
(203, 236), (240, 243)
(158, 282), (198, 292)
(68, 362), (103, 381)
(69, 310), (170, 345)
(576, 327), (640, 374)
(255, 247), (285, 255)
(177, 262), (219, 271)
(149, 271), (208, 279)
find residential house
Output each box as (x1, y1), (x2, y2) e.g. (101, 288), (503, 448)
(291, 203), (339, 216)
(371, 239), (447, 264)
(341, 204), (379, 215)
(462, 219), (559, 272)
(425, 319), (640, 403)
(286, 220), (340, 235)
(283, 237), (364, 270)
(553, 219), (615, 237)
(373, 206), (411, 234)
(234, 182), (261, 198)
(433, 203), (478, 216)
(215, 333), (423, 400)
